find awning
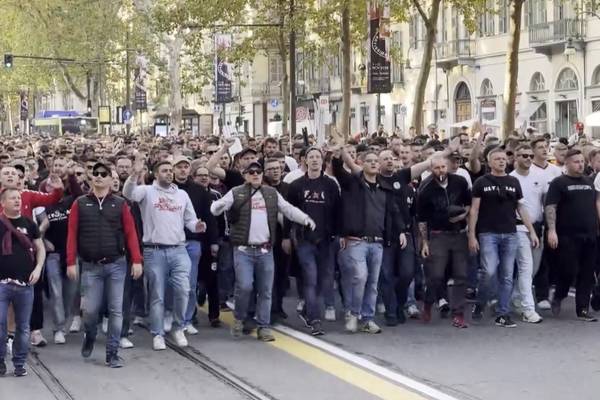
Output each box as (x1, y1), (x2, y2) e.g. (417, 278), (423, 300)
(585, 111), (600, 127)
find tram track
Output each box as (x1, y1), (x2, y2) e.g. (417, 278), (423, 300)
(28, 350), (76, 400)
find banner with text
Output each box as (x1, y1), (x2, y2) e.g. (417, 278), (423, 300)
(215, 34), (233, 104)
(367, 0), (391, 94)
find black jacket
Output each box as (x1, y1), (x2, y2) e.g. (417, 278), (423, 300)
(332, 157), (404, 246)
(175, 178), (218, 245)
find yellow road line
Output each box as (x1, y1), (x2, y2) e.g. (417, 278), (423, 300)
(205, 308), (426, 400)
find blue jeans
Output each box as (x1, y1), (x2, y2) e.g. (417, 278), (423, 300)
(477, 233), (518, 316)
(233, 246), (274, 328)
(0, 283), (34, 367)
(339, 241), (383, 321)
(218, 240), (235, 303)
(296, 240), (334, 323)
(184, 241), (202, 326)
(45, 253), (78, 333)
(379, 236), (416, 319)
(144, 245), (191, 336)
(81, 258), (127, 354)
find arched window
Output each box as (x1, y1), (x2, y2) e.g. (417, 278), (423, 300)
(480, 79), (494, 96)
(529, 72), (546, 91)
(556, 68), (578, 91)
(592, 66), (600, 86)
(455, 82), (472, 122)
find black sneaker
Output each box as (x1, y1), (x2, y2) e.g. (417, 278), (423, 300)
(105, 353), (124, 368)
(13, 366), (27, 377)
(310, 321), (325, 336)
(385, 316), (398, 327)
(297, 310), (312, 328)
(471, 304), (484, 321)
(397, 310), (406, 324)
(81, 333), (95, 358)
(551, 299), (561, 317)
(495, 315), (517, 328)
(439, 303), (450, 319)
(577, 310), (598, 322)
(242, 320), (256, 335)
(210, 319), (222, 328)
(465, 288), (477, 301)
(0, 359), (6, 376)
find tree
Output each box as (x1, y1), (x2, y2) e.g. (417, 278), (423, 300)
(502, 0), (524, 140)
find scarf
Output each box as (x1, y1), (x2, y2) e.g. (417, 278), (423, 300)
(0, 213), (35, 263)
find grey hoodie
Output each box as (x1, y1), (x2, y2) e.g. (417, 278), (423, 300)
(123, 179), (198, 245)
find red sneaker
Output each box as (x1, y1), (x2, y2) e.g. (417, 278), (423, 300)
(452, 314), (468, 328)
(422, 303), (432, 323)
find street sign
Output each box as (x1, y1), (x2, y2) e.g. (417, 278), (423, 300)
(20, 93), (28, 121)
(318, 96), (329, 110)
(400, 105), (407, 115)
(296, 106), (308, 121)
(270, 99), (279, 108)
(123, 108), (132, 125)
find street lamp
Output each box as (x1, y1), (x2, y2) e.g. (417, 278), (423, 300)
(564, 37), (576, 59)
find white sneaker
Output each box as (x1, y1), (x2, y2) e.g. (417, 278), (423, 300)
(345, 314), (358, 333)
(185, 325), (199, 335)
(360, 320), (382, 334)
(31, 330), (47, 347)
(225, 298), (235, 311)
(163, 313), (173, 333)
(53, 331), (66, 345)
(324, 307), (336, 322)
(522, 310), (543, 324)
(296, 299), (305, 313)
(152, 335), (166, 351)
(406, 304), (421, 319)
(132, 316), (145, 326)
(376, 302), (386, 314)
(6, 337), (13, 355)
(101, 317), (109, 334)
(537, 300), (552, 310)
(438, 298), (449, 309)
(170, 329), (188, 347)
(119, 337), (134, 349)
(69, 316), (81, 333)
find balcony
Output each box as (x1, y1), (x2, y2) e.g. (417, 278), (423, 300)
(307, 77), (331, 94)
(436, 39), (476, 70)
(529, 19), (584, 56)
(250, 83), (281, 99)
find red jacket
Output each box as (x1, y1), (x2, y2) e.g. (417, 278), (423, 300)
(0, 188), (63, 219)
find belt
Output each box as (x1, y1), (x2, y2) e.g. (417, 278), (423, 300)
(143, 243), (181, 249)
(82, 256), (120, 265)
(245, 243), (272, 250)
(430, 229), (467, 234)
(359, 236), (384, 243)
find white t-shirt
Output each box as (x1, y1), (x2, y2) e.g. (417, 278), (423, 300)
(283, 168), (305, 184)
(510, 169), (547, 232)
(531, 162), (562, 188)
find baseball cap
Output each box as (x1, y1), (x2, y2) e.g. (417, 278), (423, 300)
(238, 147), (258, 158)
(92, 162), (111, 172)
(11, 160), (26, 174)
(243, 161), (263, 174)
(576, 122), (584, 129)
(172, 155), (191, 166)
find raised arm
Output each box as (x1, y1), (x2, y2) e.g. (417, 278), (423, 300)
(206, 140), (233, 180)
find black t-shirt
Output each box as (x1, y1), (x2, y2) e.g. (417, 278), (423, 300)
(223, 169), (244, 190)
(0, 216), (40, 282)
(417, 174), (472, 232)
(363, 182), (386, 237)
(44, 195), (75, 255)
(379, 168), (415, 230)
(545, 175), (597, 237)
(472, 174), (523, 234)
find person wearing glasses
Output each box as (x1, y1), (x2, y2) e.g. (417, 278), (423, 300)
(210, 161), (315, 342)
(509, 145), (545, 324)
(66, 162), (143, 368)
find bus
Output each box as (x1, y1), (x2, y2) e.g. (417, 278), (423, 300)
(32, 116), (99, 136)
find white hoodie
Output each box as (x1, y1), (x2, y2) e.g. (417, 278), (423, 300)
(123, 179), (198, 245)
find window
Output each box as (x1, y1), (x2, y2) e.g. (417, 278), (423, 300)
(455, 82), (472, 123)
(499, 0), (509, 34)
(529, 72), (546, 91)
(530, 103), (547, 133)
(479, 0), (496, 36)
(528, 0), (547, 26)
(480, 79), (494, 96)
(392, 31), (404, 84)
(269, 55), (283, 84)
(409, 16), (418, 49)
(556, 68), (579, 91)
(592, 66), (600, 86)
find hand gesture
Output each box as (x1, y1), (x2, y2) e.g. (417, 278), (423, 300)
(529, 232), (540, 249)
(304, 216), (316, 231)
(47, 174), (64, 190)
(468, 235), (479, 254)
(66, 265), (78, 281)
(29, 268), (42, 285)
(131, 263), (143, 280)
(399, 233), (407, 249)
(133, 157), (145, 175)
(421, 242), (430, 258)
(210, 244), (219, 258)
(196, 220), (207, 233)
(223, 138), (236, 150)
(447, 136), (461, 153)
(547, 230), (558, 249)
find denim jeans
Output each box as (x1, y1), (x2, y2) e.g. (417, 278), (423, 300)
(0, 283), (34, 367)
(217, 240), (234, 303)
(379, 235), (417, 319)
(184, 241), (202, 326)
(513, 232), (542, 313)
(81, 258), (127, 354)
(45, 253), (78, 333)
(477, 233), (518, 316)
(296, 240), (334, 323)
(144, 245), (191, 336)
(339, 240), (383, 321)
(232, 246), (274, 328)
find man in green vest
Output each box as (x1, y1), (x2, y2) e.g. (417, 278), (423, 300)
(210, 161), (315, 342)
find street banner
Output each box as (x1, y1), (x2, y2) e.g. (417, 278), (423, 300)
(20, 92), (28, 121)
(134, 53), (148, 111)
(367, 0), (391, 94)
(215, 34), (233, 104)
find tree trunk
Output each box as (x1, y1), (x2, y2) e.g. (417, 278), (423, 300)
(339, 0), (351, 142)
(165, 34), (184, 135)
(502, 0), (524, 140)
(278, 24), (290, 138)
(411, 0), (441, 137)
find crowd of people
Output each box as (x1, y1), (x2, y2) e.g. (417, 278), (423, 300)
(0, 123), (598, 375)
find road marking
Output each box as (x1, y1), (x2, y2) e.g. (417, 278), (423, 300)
(213, 309), (456, 400)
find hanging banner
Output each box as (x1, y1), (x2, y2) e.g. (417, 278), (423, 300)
(20, 92), (29, 121)
(134, 53), (148, 111)
(367, 0), (391, 94)
(215, 34), (233, 104)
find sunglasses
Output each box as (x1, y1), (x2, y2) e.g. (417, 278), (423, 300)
(518, 154), (535, 159)
(506, 151), (514, 157)
(206, 150), (217, 155)
(246, 169), (262, 175)
(17, 174), (24, 179)
(92, 170), (109, 178)
(75, 172), (85, 176)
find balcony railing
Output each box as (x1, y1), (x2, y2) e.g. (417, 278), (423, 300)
(529, 19), (583, 45)
(437, 39), (475, 60)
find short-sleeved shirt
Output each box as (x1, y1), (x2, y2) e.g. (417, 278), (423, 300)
(472, 174), (523, 234)
(546, 174), (597, 237)
(0, 216), (40, 283)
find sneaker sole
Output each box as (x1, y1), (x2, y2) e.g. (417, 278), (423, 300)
(495, 323), (517, 328)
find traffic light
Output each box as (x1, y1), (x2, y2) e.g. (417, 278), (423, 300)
(4, 54), (13, 69)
